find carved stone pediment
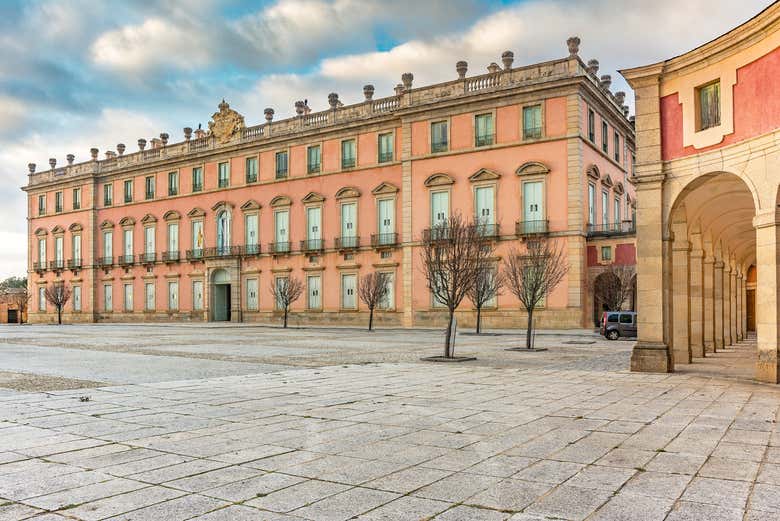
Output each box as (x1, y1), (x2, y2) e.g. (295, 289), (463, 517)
(424, 173), (454, 187)
(163, 210), (181, 221)
(211, 200), (234, 212)
(207, 99), (245, 144)
(34, 227), (48, 237)
(372, 182), (399, 195)
(270, 195), (292, 207)
(118, 217), (135, 227)
(614, 182), (625, 195)
(335, 187), (361, 199)
(68, 223), (83, 232)
(188, 207), (206, 218)
(602, 174), (614, 188)
(100, 220), (114, 230)
(586, 164), (600, 180)
(516, 161), (550, 176)
(241, 199), (261, 211)
(469, 168), (501, 182)
(51, 225), (65, 235)
(302, 192), (325, 204)
(140, 213), (157, 224)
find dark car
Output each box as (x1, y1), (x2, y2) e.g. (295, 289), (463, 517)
(600, 311), (637, 340)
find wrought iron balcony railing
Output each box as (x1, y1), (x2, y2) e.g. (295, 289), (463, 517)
(422, 227), (450, 242)
(269, 241), (291, 254)
(141, 252), (157, 264)
(516, 220), (549, 236)
(118, 254), (135, 266)
(371, 233), (398, 248)
(335, 236), (359, 250)
(145, 191), (154, 200)
(33, 261), (46, 272)
(162, 251), (180, 262)
(241, 244), (261, 256)
(474, 223), (499, 238)
(192, 183), (203, 192)
(341, 157), (356, 169)
(586, 222), (636, 237)
(524, 126), (542, 139)
(475, 133), (495, 147)
(186, 249), (204, 261)
(307, 163), (321, 174)
(48, 259), (65, 270)
(202, 246), (240, 258)
(98, 256), (113, 267)
(378, 151), (393, 163)
(300, 239), (324, 252)
(67, 258), (82, 270)
(431, 141), (448, 153)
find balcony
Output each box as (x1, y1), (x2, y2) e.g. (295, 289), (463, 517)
(422, 227), (450, 242)
(186, 249), (204, 261)
(241, 244), (261, 256)
(524, 126), (542, 139)
(168, 187), (178, 196)
(145, 191), (154, 200)
(140, 252), (157, 264)
(202, 246), (240, 258)
(246, 174), (257, 184)
(218, 178), (229, 188)
(474, 223), (499, 238)
(275, 169), (288, 179)
(475, 133), (495, 147)
(67, 258), (82, 270)
(162, 251), (180, 263)
(192, 183), (203, 193)
(269, 241), (291, 255)
(516, 220), (549, 237)
(48, 259), (65, 271)
(335, 236), (359, 251)
(98, 256), (113, 267)
(341, 157), (356, 169)
(124, 194), (133, 204)
(307, 163), (321, 175)
(300, 239), (324, 253)
(33, 261), (46, 273)
(118, 254), (135, 266)
(587, 222), (636, 238)
(378, 151), (393, 163)
(371, 233), (398, 248)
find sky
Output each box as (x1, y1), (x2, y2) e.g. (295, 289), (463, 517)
(0, 0), (773, 279)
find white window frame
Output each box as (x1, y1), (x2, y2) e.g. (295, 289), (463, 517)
(168, 281), (179, 311)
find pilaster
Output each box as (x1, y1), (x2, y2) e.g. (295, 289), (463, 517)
(703, 257), (715, 353)
(723, 265), (732, 346)
(401, 120), (413, 328)
(730, 270), (737, 344)
(754, 212), (780, 383)
(689, 249), (704, 357)
(671, 240), (691, 364)
(713, 260), (724, 350)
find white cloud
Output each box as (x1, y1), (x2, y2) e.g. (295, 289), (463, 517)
(91, 17), (212, 74)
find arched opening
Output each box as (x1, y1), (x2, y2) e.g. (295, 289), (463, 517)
(211, 268), (231, 321)
(666, 171), (757, 378)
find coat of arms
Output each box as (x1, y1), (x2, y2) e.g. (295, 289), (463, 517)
(208, 99), (246, 144)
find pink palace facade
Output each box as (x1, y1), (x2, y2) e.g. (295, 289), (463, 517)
(23, 39), (636, 328)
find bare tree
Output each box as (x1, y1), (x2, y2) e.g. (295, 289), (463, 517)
(44, 283), (72, 325)
(593, 264), (636, 313)
(9, 288), (30, 324)
(358, 272), (391, 332)
(503, 239), (569, 349)
(421, 212), (496, 358)
(466, 264), (503, 334)
(270, 276), (303, 328)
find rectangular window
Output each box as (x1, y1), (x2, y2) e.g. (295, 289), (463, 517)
(144, 176), (155, 200)
(124, 179), (133, 203)
(245, 157), (258, 183)
(72, 188), (81, 210)
(614, 132), (620, 162)
(588, 184), (596, 225)
(274, 210), (289, 251)
(379, 272), (394, 310)
(103, 283), (112, 312)
(274, 277), (288, 310)
(191, 220), (204, 258)
(168, 281), (178, 310)
(601, 246), (612, 261)
(72, 235), (81, 265)
(275, 151), (288, 179)
(475, 113), (494, 147)
(104, 184), (113, 206)
(614, 197), (621, 225)
(167, 222), (179, 256)
(602, 190), (609, 225)
(341, 202), (357, 243)
(103, 231), (113, 260)
(431, 121), (448, 152)
(168, 171), (179, 196)
(123, 229), (133, 261)
(307, 145), (321, 174)
(341, 274), (357, 310)
(475, 186), (495, 228)
(306, 206), (321, 245)
(522, 105), (542, 139)
(54, 192), (63, 213)
(124, 283), (133, 311)
(341, 139), (356, 169)
(588, 109), (595, 142)
(144, 282), (155, 311)
(144, 226), (155, 256)
(431, 191), (450, 227)
(39, 287), (46, 312)
(377, 198), (395, 243)
(307, 275), (321, 310)
(246, 278), (258, 310)
(38, 194), (46, 215)
(192, 167), (203, 192)
(73, 286), (81, 312)
(38, 238), (46, 266)
(601, 121), (608, 154)
(698, 81), (721, 130)
(54, 236), (63, 264)
(522, 181), (543, 226)
(218, 162), (229, 188)
(193, 280), (204, 310)
(245, 214), (258, 252)
(378, 133), (394, 163)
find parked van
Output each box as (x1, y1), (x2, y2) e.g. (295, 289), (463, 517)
(600, 311), (637, 340)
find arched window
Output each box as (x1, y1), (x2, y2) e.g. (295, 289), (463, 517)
(216, 210), (231, 254)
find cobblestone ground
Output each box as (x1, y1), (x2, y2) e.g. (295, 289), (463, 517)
(0, 325), (775, 520)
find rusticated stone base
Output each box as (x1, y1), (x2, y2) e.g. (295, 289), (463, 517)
(630, 341), (673, 373)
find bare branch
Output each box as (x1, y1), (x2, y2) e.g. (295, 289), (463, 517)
(44, 282), (72, 325)
(593, 264), (636, 312)
(358, 272), (391, 331)
(269, 276), (303, 328)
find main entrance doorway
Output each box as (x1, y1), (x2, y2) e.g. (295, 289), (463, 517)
(211, 269), (231, 322)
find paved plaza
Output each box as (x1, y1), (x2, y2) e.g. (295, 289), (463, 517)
(0, 324), (775, 520)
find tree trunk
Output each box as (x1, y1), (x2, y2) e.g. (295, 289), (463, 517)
(444, 310), (454, 357)
(368, 307), (374, 331)
(57, 306), (62, 325)
(526, 307), (534, 349)
(475, 306), (482, 334)
(283, 306), (288, 328)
